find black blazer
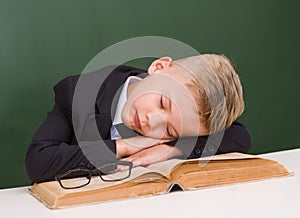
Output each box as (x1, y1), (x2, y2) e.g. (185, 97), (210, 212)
(25, 65), (251, 183)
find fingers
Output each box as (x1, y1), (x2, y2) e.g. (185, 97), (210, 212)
(116, 134), (179, 170)
(122, 137), (163, 156)
(115, 164), (131, 172)
(158, 139), (172, 144)
(122, 145), (168, 168)
(123, 144), (184, 168)
(122, 155), (143, 168)
(124, 136), (170, 148)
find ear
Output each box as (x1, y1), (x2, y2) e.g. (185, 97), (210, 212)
(147, 57), (173, 74)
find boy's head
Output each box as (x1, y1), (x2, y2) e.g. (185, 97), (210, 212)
(121, 54), (244, 140)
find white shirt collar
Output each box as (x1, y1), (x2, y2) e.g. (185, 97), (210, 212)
(112, 76), (142, 125)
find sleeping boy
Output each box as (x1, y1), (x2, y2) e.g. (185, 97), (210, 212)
(25, 54), (251, 183)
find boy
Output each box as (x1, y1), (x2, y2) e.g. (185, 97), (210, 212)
(25, 54), (251, 183)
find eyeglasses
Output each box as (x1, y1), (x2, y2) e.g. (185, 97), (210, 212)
(55, 161), (133, 189)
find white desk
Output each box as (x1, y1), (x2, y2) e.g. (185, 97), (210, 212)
(1, 148), (299, 218)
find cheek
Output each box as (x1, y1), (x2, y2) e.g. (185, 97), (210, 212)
(134, 95), (156, 108)
(125, 93), (160, 118)
(121, 100), (134, 123)
(146, 129), (167, 140)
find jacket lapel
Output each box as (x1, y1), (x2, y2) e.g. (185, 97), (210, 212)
(95, 65), (147, 140)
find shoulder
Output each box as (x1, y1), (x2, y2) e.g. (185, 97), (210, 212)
(52, 65), (147, 114)
(222, 120), (252, 152)
(54, 65), (147, 91)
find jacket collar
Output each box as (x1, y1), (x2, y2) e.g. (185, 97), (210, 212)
(94, 65), (147, 139)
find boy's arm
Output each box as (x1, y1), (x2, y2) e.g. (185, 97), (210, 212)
(25, 77), (117, 183)
(170, 121), (252, 159)
(121, 121), (251, 167)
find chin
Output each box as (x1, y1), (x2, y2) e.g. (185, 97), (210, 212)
(122, 107), (138, 131)
(122, 116), (134, 130)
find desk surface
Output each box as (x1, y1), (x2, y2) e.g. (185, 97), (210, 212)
(1, 148), (299, 218)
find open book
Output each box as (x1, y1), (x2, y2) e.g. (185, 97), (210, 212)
(28, 152), (292, 209)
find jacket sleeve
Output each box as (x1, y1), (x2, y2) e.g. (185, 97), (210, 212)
(25, 76), (116, 183)
(168, 121), (252, 159)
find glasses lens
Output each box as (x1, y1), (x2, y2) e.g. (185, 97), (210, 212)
(58, 169), (91, 189)
(99, 163), (131, 181)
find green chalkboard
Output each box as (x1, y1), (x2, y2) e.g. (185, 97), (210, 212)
(0, 0), (299, 189)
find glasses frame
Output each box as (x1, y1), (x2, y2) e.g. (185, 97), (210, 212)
(55, 160), (133, 189)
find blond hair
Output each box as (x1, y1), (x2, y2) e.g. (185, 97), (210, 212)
(174, 54), (244, 134)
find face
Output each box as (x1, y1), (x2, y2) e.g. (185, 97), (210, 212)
(122, 89), (179, 140)
(121, 65), (205, 140)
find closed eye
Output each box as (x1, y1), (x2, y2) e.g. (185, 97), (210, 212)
(160, 95), (164, 109)
(167, 127), (172, 137)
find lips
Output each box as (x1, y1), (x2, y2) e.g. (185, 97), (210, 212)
(134, 112), (141, 130)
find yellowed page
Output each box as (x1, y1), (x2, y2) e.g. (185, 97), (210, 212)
(194, 152), (257, 161)
(49, 152), (257, 193)
(146, 152), (257, 176)
(52, 166), (166, 194)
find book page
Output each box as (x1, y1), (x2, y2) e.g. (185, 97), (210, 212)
(194, 152), (257, 161)
(51, 153), (258, 193)
(109, 153), (258, 184)
(54, 165), (167, 193)
(146, 159), (186, 176)
(145, 152), (258, 176)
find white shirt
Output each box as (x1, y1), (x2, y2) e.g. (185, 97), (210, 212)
(110, 76), (142, 140)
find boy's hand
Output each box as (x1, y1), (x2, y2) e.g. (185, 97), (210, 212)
(116, 136), (170, 157)
(121, 144), (183, 167)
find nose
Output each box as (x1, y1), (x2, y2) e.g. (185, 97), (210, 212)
(147, 112), (167, 131)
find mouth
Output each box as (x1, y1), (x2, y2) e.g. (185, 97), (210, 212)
(134, 111), (141, 130)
